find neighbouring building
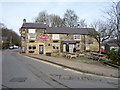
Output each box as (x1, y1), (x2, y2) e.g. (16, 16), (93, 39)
(19, 19), (99, 55)
(103, 39), (119, 53)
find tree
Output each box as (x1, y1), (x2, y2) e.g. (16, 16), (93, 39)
(90, 19), (116, 52)
(63, 9), (79, 27)
(0, 23), (20, 48)
(35, 11), (49, 25)
(90, 20), (114, 43)
(48, 14), (64, 27)
(77, 19), (87, 28)
(35, 11), (64, 27)
(105, 1), (120, 47)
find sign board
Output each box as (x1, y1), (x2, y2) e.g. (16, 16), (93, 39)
(38, 34), (49, 40)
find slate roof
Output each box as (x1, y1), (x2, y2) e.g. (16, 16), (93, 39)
(47, 27), (98, 34)
(103, 39), (119, 47)
(21, 23), (98, 35)
(21, 23), (47, 29)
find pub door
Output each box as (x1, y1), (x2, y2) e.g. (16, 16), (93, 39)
(39, 45), (44, 54)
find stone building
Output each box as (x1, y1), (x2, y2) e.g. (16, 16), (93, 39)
(19, 20), (99, 55)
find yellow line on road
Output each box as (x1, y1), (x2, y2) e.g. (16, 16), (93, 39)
(22, 54), (118, 80)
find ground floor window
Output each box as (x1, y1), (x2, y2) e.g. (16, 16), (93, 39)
(76, 44), (80, 49)
(53, 45), (59, 49)
(28, 45), (36, 50)
(69, 44), (75, 53)
(22, 47), (26, 53)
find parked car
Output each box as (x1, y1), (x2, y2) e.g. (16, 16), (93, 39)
(115, 48), (120, 53)
(9, 46), (14, 49)
(13, 45), (19, 49)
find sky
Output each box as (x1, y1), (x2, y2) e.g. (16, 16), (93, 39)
(0, 0), (118, 35)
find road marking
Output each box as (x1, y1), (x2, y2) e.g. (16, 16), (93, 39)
(21, 54), (118, 80)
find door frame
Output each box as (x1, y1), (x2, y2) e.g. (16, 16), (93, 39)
(39, 45), (44, 54)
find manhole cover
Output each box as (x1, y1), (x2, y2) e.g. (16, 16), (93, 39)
(10, 77), (27, 82)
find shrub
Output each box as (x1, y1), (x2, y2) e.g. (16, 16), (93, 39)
(107, 51), (120, 65)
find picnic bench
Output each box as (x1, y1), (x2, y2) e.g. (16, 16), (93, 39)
(65, 53), (78, 59)
(90, 52), (104, 61)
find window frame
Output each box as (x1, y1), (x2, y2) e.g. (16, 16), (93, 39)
(52, 34), (60, 40)
(53, 45), (59, 50)
(28, 29), (36, 33)
(74, 35), (81, 40)
(28, 45), (36, 50)
(28, 34), (36, 39)
(76, 44), (80, 49)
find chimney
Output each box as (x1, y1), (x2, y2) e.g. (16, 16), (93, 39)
(23, 19), (26, 23)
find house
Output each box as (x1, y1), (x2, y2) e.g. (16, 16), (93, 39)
(19, 19), (99, 55)
(103, 39), (119, 52)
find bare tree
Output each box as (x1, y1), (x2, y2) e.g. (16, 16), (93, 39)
(48, 14), (64, 27)
(63, 9), (79, 27)
(0, 23), (5, 29)
(105, 1), (120, 47)
(35, 11), (64, 27)
(77, 19), (87, 28)
(90, 20), (114, 43)
(35, 11), (49, 25)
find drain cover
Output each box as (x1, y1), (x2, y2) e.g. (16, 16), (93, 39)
(10, 77), (27, 82)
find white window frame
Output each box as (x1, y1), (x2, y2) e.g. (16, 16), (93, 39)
(74, 35), (81, 40)
(53, 45), (59, 49)
(28, 29), (36, 33)
(76, 44), (80, 49)
(28, 45), (36, 50)
(28, 34), (36, 39)
(52, 34), (60, 40)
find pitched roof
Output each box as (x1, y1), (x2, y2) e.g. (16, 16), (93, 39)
(47, 27), (98, 34)
(103, 39), (118, 47)
(21, 23), (98, 35)
(21, 23), (47, 29)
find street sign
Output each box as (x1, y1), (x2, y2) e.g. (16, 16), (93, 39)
(38, 34), (49, 40)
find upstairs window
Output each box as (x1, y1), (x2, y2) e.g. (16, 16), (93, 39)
(28, 29), (36, 33)
(74, 35), (81, 40)
(52, 34), (60, 40)
(28, 34), (36, 39)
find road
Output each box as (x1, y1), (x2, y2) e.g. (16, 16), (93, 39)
(2, 49), (119, 89)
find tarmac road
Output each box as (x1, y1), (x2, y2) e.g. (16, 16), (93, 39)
(2, 49), (119, 89)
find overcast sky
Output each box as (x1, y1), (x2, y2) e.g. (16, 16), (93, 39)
(0, 0), (118, 35)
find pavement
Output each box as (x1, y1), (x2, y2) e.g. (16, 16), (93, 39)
(24, 54), (119, 78)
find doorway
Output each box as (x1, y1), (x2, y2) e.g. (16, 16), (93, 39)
(39, 45), (44, 54)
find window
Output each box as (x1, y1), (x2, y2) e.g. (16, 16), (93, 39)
(74, 35), (81, 40)
(48, 44), (51, 46)
(87, 39), (93, 44)
(53, 45), (59, 49)
(28, 29), (36, 33)
(53, 40), (59, 43)
(28, 45), (36, 50)
(76, 44), (80, 49)
(28, 34), (36, 39)
(29, 40), (35, 43)
(52, 34), (60, 40)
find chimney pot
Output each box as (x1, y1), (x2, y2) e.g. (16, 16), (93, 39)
(23, 19), (26, 23)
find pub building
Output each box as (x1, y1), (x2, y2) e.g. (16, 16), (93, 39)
(19, 19), (99, 56)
